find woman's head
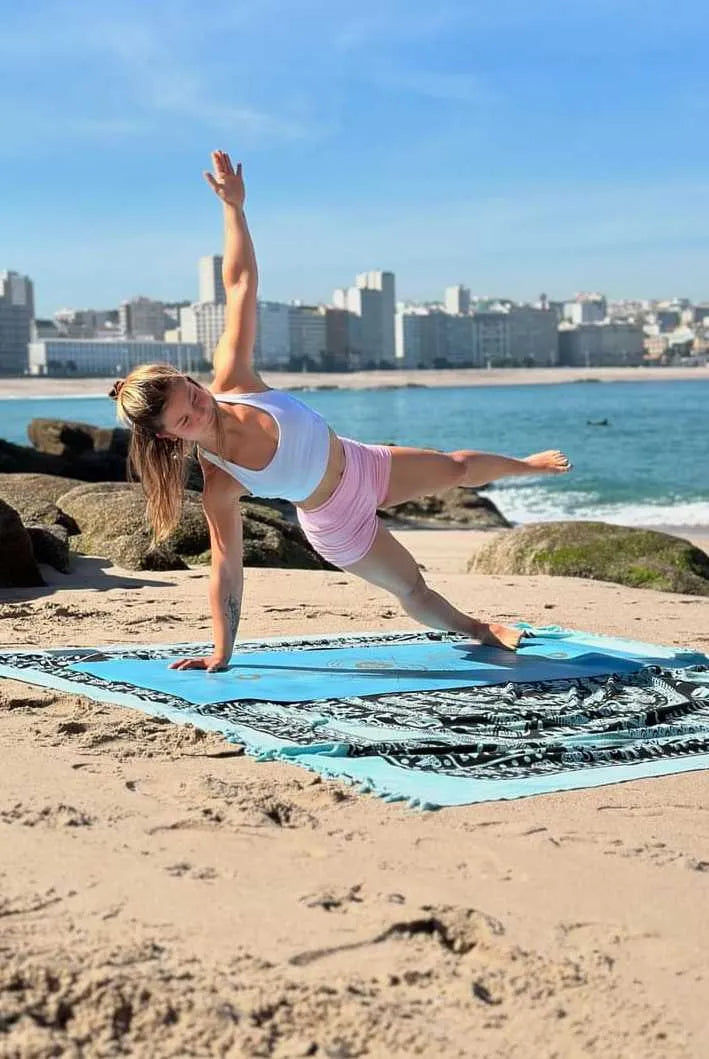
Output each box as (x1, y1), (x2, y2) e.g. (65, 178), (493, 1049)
(112, 365), (214, 443)
(110, 363), (222, 543)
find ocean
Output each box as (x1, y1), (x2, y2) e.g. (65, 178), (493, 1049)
(2, 379), (708, 531)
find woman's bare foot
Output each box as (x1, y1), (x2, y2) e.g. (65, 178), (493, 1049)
(523, 450), (572, 474)
(477, 622), (524, 652)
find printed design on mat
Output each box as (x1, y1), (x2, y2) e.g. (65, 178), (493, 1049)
(1, 633), (708, 784)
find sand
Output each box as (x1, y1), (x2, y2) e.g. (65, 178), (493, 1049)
(1, 364), (709, 398)
(1, 527), (709, 1057)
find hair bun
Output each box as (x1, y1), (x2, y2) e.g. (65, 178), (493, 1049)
(108, 378), (125, 400)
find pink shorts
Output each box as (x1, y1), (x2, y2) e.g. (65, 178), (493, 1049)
(297, 437), (392, 567)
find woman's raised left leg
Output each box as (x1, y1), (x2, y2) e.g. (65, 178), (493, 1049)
(381, 445), (571, 508)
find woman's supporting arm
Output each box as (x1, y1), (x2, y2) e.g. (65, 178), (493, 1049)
(208, 562), (244, 664)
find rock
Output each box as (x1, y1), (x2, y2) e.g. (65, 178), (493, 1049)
(56, 482), (188, 571)
(240, 501), (334, 569)
(28, 418), (130, 458)
(0, 473), (83, 533)
(0, 499), (45, 587)
(1, 434), (205, 489)
(56, 482), (332, 572)
(470, 521), (709, 596)
(380, 486), (510, 529)
(0, 437), (126, 481)
(26, 523), (71, 573)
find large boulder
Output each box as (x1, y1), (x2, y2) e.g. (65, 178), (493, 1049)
(470, 521), (709, 596)
(0, 473), (83, 532)
(28, 419), (129, 459)
(241, 502), (333, 569)
(0, 499), (45, 587)
(56, 482), (332, 572)
(56, 482), (185, 571)
(381, 486), (510, 529)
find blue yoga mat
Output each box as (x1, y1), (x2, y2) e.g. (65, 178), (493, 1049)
(1, 625), (707, 809)
(69, 636), (683, 705)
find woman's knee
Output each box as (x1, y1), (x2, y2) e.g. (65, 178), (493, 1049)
(396, 569), (428, 605)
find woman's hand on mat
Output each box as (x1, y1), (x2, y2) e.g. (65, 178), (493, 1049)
(203, 150), (245, 208)
(168, 654), (230, 673)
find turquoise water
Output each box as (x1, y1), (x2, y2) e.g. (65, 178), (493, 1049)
(2, 379), (708, 529)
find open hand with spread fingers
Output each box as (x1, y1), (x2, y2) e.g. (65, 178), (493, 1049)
(204, 150), (245, 208)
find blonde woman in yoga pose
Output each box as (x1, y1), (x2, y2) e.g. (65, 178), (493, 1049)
(111, 151), (571, 672)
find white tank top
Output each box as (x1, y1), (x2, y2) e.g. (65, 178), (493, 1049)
(197, 389), (332, 502)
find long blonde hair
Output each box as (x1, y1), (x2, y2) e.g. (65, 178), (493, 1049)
(109, 363), (224, 543)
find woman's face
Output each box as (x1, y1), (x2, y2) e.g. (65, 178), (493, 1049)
(159, 377), (214, 442)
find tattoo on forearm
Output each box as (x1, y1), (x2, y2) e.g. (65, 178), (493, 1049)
(226, 592), (241, 643)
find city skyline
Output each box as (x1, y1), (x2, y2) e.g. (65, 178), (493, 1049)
(17, 257), (700, 378)
(2, 1), (709, 315)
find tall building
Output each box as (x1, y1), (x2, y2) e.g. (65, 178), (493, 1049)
(0, 270), (34, 375)
(356, 270), (395, 363)
(119, 296), (166, 340)
(199, 255), (226, 304)
(334, 271), (396, 367)
(444, 284), (471, 315)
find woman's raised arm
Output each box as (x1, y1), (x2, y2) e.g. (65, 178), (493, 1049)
(204, 150), (263, 392)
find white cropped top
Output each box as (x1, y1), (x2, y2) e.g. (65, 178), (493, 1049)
(197, 389), (332, 502)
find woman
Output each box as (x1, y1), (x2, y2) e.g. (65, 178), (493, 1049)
(111, 150), (571, 672)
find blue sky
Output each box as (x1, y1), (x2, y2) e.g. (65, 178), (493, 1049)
(2, 0), (709, 316)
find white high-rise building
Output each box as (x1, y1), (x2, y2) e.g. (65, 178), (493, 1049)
(334, 270), (396, 367)
(0, 270), (34, 374)
(444, 285), (471, 315)
(199, 255), (226, 304)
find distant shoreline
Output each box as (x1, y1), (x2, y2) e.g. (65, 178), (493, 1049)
(0, 364), (708, 398)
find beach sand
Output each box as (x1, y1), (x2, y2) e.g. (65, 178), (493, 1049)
(1, 527), (709, 1057)
(1, 363), (709, 398)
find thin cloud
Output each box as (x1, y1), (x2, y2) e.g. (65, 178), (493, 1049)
(0, 4), (327, 148)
